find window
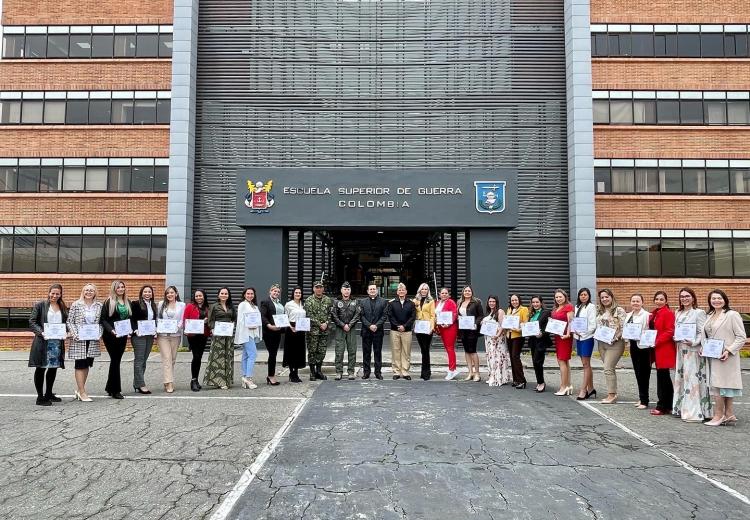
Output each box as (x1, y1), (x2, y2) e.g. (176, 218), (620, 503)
(2, 35), (25, 58)
(81, 235), (105, 272)
(105, 236), (128, 272)
(0, 100), (21, 124)
(701, 33), (725, 57)
(69, 34), (92, 58)
(108, 166), (131, 191)
(725, 34), (748, 57)
(65, 99), (89, 124)
(631, 34), (654, 57)
(0, 236), (12, 272)
(133, 100), (157, 124)
(151, 235), (167, 273)
(127, 236), (151, 273)
(637, 239), (661, 276)
(159, 34), (173, 57)
(35, 234), (58, 273)
(654, 33), (678, 57)
(39, 166), (62, 192)
(136, 34), (159, 58)
(685, 239), (709, 276)
(730, 169), (750, 194)
(734, 239), (750, 276)
(661, 239), (685, 276)
(43, 100), (66, 124)
(91, 34), (114, 58)
(131, 165), (154, 191)
(709, 239), (733, 276)
(633, 100), (656, 124)
(596, 239), (613, 276)
(17, 166), (40, 192)
(612, 239), (637, 276)
(592, 34), (607, 57)
(609, 100), (633, 124)
(659, 168), (682, 193)
(156, 100), (171, 124)
(677, 33), (700, 57)
(154, 166), (169, 192)
(682, 168), (706, 194)
(705, 100), (727, 125)
(112, 100), (134, 124)
(635, 168), (659, 193)
(12, 235), (35, 272)
(680, 100), (703, 124)
(88, 99), (112, 124)
(114, 34), (137, 57)
(611, 168), (635, 192)
(47, 35), (69, 58)
(62, 167), (85, 191)
(0, 166), (17, 192)
(85, 167), (108, 191)
(706, 169), (729, 194)
(728, 101), (750, 125)
(656, 100), (679, 124)
(21, 100), (44, 124)
(58, 236), (82, 273)
(593, 100), (609, 124)
(594, 167), (610, 194)
(25, 35), (47, 58)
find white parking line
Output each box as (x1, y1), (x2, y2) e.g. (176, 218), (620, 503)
(0, 393), (305, 401)
(579, 401), (750, 506)
(209, 397), (310, 520)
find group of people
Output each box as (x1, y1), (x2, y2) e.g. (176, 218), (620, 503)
(28, 280), (746, 427)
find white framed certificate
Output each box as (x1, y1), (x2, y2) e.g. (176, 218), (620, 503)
(184, 319), (205, 334)
(78, 324), (100, 341)
(414, 320), (432, 334)
(594, 326), (616, 344)
(138, 320), (156, 336)
(114, 319), (132, 337)
(622, 323), (642, 341)
(480, 320), (499, 336)
(674, 323), (697, 342)
(213, 322), (235, 337)
(44, 323), (67, 340)
(273, 314), (291, 328)
(244, 311), (262, 328)
(156, 319), (178, 334)
(295, 317), (311, 332)
(437, 311), (453, 326)
(570, 317), (588, 334)
(545, 318), (567, 336)
(702, 339), (724, 359)
(458, 316), (475, 330)
(639, 330), (657, 348)
(522, 321), (540, 337)
(501, 315), (520, 330)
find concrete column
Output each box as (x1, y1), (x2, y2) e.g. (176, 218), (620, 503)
(245, 228), (288, 297)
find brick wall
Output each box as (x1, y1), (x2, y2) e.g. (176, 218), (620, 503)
(0, 61), (172, 91)
(591, 0), (750, 23)
(2, 0), (173, 25)
(0, 128), (169, 158)
(595, 128), (750, 159)
(0, 194), (168, 226)
(593, 60), (750, 92)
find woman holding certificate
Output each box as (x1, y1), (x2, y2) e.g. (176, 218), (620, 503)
(435, 288), (459, 380)
(29, 284), (68, 406)
(67, 283), (103, 402)
(129, 285), (158, 394)
(482, 296), (511, 387)
(100, 280), (131, 399)
(283, 287), (307, 383)
(458, 286), (484, 382)
(184, 289), (210, 391)
(235, 287), (262, 389)
(413, 283), (436, 380)
(505, 294), (529, 389)
(672, 288), (710, 422)
(647, 291), (676, 415)
(526, 296), (551, 392)
(156, 286), (186, 393)
(260, 284), (286, 386)
(624, 294), (651, 409)
(701, 289), (746, 426)
(573, 289), (597, 400)
(204, 287), (237, 389)
(551, 289), (574, 396)
(595, 289), (627, 404)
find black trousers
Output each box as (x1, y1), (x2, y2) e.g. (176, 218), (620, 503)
(416, 333), (433, 378)
(361, 331), (384, 376)
(656, 368), (674, 412)
(508, 337), (526, 384)
(265, 332), (281, 377)
(528, 338), (546, 385)
(104, 336), (127, 394)
(630, 341), (652, 406)
(188, 335), (208, 379)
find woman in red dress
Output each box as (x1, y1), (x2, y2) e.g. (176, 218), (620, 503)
(551, 289), (575, 395)
(649, 291), (676, 416)
(435, 287), (460, 380)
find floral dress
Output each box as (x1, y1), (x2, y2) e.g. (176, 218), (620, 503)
(672, 308), (712, 421)
(483, 314), (512, 386)
(203, 303), (236, 388)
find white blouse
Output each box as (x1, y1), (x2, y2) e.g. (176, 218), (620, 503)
(284, 300), (306, 322)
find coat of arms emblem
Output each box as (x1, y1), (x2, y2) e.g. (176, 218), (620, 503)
(473, 181), (506, 214)
(245, 180), (275, 213)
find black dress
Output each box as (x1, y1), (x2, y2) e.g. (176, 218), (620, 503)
(282, 301), (307, 369)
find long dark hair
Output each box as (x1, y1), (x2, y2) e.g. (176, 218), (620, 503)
(216, 286), (235, 314)
(485, 295), (500, 320)
(677, 287), (698, 311)
(290, 286), (304, 303)
(576, 288), (591, 307)
(191, 289), (210, 319)
(508, 293), (523, 309)
(530, 295), (544, 311)
(707, 289), (731, 314)
(159, 285), (181, 317)
(47, 283), (67, 314)
(242, 287), (257, 306)
(138, 285), (158, 316)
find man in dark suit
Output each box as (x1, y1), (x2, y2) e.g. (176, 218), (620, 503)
(388, 283), (416, 380)
(358, 283), (388, 379)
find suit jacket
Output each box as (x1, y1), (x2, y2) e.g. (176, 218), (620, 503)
(260, 298), (284, 340)
(702, 310), (747, 389)
(129, 298), (158, 330)
(359, 296), (388, 335)
(28, 300), (68, 368)
(458, 299), (484, 337)
(388, 298), (416, 331)
(100, 298), (131, 345)
(527, 308), (552, 350)
(66, 300), (103, 360)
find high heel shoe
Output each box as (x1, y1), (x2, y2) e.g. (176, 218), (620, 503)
(535, 383), (546, 393)
(463, 372), (474, 381)
(242, 377), (257, 390)
(601, 394), (618, 404)
(514, 382), (526, 390)
(723, 415), (738, 426)
(266, 376), (281, 386)
(554, 386), (572, 396)
(164, 383), (174, 394)
(75, 391), (93, 402)
(576, 388), (597, 401)
(473, 374), (481, 383)
(704, 416), (725, 427)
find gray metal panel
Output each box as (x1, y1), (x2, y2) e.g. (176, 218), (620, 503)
(193, 0), (569, 298)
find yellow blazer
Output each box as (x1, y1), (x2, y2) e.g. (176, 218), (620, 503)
(506, 305), (529, 339)
(413, 297), (436, 330)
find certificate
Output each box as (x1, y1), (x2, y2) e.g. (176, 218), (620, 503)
(594, 326), (616, 344)
(156, 319), (178, 334)
(137, 320), (156, 336)
(244, 311), (262, 328)
(621, 323), (642, 341)
(213, 322), (235, 337)
(570, 317), (588, 334)
(414, 320), (432, 334)
(501, 315), (520, 330)
(114, 319), (132, 337)
(702, 339), (724, 359)
(545, 318), (567, 336)
(674, 323), (697, 342)
(521, 321), (540, 337)
(184, 319), (205, 334)
(273, 314), (291, 328)
(44, 323), (67, 340)
(79, 324), (100, 341)
(436, 311), (453, 326)
(480, 320), (499, 336)
(639, 330), (657, 348)
(458, 316), (475, 330)
(295, 317), (311, 332)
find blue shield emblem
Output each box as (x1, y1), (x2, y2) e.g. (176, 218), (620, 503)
(474, 181), (506, 214)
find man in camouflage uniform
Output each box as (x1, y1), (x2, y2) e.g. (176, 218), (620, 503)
(331, 282), (361, 380)
(304, 281), (333, 380)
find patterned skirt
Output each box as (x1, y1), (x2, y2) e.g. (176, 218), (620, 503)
(43, 340), (62, 369)
(486, 336), (512, 387)
(203, 336), (234, 388)
(672, 347), (713, 422)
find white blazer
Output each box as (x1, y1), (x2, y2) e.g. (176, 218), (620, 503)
(156, 300), (186, 332)
(235, 300), (262, 345)
(574, 303), (597, 341)
(624, 309), (650, 348)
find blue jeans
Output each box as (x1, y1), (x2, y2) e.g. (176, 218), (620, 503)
(241, 339), (257, 378)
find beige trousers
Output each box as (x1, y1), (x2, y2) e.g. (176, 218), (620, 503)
(158, 335), (181, 384)
(390, 330), (413, 376)
(597, 339), (625, 394)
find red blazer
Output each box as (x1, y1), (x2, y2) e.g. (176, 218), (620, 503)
(183, 303), (211, 336)
(434, 298), (458, 332)
(650, 305), (676, 369)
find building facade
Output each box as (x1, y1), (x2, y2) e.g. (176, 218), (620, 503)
(1, 0), (747, 347)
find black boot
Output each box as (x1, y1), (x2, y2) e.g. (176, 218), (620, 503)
(190, 379), (200, 392)
(289, 369), (302, 383)
(309, 363), (317, 381)
(315, 363), (327, 380)
(36, 396), (51, 406)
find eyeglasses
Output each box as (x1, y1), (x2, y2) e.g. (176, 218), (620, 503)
(679, 295), (692, 299)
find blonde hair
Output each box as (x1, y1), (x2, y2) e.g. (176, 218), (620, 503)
(416, 283), (432, 300)
(553, 288), (570, 310)
(397, 283), (407, 292)
(77, 283), (98, 304)
(107, 280), (131, 317)
(597, 288), (618, 315)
